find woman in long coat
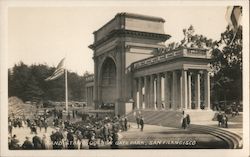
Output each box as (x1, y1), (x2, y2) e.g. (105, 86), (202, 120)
(181, 111), (187, 129)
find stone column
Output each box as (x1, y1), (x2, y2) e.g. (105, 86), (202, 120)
(195, 72), (201, 109)
(138, 77), (143, 109)
(164, 72), (170, 109)
(182, 70), (188, 109)
(204, 71), (211, 110)
(116, 65), (122, 99)
(133, 78), (137, 110)
(179, 72), (183, 109)
(172, 71), (177, 110)
(93, 58), (99, 109)
(91, 87), (93, 107)
(144, 76), (148, 109)
(150, 75), (154, 109)
(156, 73), (162, 109)
(154, 75), (157, 109)
(188, 72), (192, 109)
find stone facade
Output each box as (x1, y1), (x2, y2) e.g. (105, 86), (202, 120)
(88, 13), (211, 116)
(85, 74), (94, 108)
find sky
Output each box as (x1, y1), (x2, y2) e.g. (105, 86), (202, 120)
(8, 6), (228, 75)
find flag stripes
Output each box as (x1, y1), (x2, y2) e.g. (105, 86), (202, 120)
(45, 58), (65, 81)
(45, 69), (64, 81)
(226, 6), (242, 31)
(231, 6), (242, 29)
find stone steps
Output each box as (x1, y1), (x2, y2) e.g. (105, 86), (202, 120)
(190, 125), (243, 149)
(126, 109), (242, 149)
(185, 110), (216, 122)
(126, 110), (183, 128)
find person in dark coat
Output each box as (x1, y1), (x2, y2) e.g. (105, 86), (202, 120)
(22, 137), (34, 150)
(32, 133), (42, 149)
(27, 119), (31, 128)
(9, 135), (20, 150)
(217, 111), (223, 127)
(140, 116), (144, 131)
(53, 129), (64, 149)
(222, 114), (228, 128)
(136, 116), (140, 129)
(88, 134), (98, 149)
(30, 123), (37, 134)
(186, 114), (191, 127)
(102, 124), (109, 144)
(181, 111), (187, 129)
(50, 131), (56, 149)
(111, 132), (119, 149)
(67, 130), (75, 149)
(124, 117), (128, 131)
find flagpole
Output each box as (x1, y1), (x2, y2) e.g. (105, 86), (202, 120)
(65, 67), (68, 114)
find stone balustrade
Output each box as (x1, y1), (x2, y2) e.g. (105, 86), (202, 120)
(133, 48), (210, 69)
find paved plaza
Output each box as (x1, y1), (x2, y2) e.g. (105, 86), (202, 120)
(10, 113), (242, 149)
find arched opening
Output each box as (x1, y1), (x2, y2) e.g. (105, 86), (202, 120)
(100, 57), (117, 104)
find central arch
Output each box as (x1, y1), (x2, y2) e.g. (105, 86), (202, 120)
(99, 57), (117, 104)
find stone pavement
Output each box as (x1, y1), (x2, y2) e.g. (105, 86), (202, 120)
(10, 125), (56, 148)
(115, 113), (243, 149)
(191, 113), (243, 137)
(116, 123), (228, 149)
(9, 113), (242, 149)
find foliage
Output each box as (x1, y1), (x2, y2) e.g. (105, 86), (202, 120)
(164, 25), (242, 102)
(164, 25), (217, 52)
(8, 62), (91, 103)
(210, 26), (242, 102)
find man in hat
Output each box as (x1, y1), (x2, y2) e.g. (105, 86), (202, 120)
(124, 117), (128, 131)
(140, 116), (144, 131)
(32, 133), (42, 149)
(22, 137), (34, 150)
(53, 128), (64, 149)
(136, 115), (140, 129)
(10, 134), (20, 150)
(217, 111), (223, 127)
(67, 129), (75, 149)
(88, 133), (98, 149)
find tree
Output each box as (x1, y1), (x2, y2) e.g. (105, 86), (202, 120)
(8, 63), (89, 103)
(9, 62), (31, 101)
(163, 25), (242, 104)
(210, 26), (242, 102)
(164, 25), (216, 54)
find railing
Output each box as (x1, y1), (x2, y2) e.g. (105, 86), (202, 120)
(85, 75), (94, 82)
(132, 48), (210, 70)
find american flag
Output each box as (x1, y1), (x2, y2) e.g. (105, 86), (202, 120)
(45, 58), (65, 81)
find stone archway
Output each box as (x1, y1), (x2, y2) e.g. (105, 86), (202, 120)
(99, 57), (117, 104)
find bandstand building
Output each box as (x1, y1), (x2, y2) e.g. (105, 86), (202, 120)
(87, 13), (212, 116)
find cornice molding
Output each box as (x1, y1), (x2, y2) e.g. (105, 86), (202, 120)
(89, 29), (171, 50)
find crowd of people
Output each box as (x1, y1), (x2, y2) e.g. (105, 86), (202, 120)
(230, 102), (240, 117)
(8, 103), (241, 150)
(8, 110), (131, 150)
(216, 102), (241, 128)
(8, 114), (48, 137)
